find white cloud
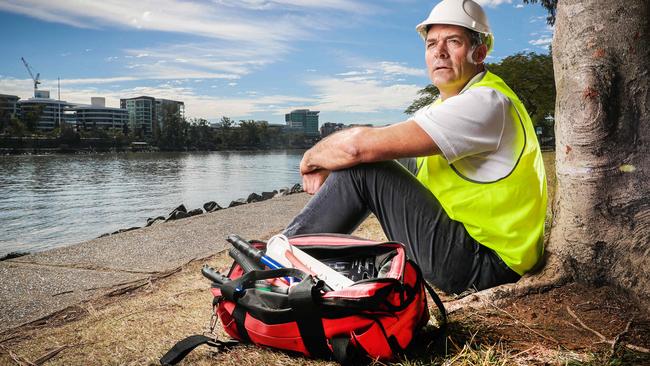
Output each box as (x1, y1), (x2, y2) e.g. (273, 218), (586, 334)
(475, 0), (512, 7)
(336, 61), (425, 82)
(515, 4), (524, 8)
(529, 37), (552, 48)
(529, 15), (546, 23)
(0, 1), (301, 44)
(337, 70), (375, 77)
(120, 42), (287, 80)
(377, 62), (425, 77)
(215, 0), (370, 12)
(307, 77), (420, 114)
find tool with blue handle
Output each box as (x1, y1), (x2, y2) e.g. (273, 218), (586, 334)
(226, 234), (296, 284)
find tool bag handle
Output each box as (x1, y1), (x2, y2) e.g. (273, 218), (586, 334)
(219, 267), (314, 300)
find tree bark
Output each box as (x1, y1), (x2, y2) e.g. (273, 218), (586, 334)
(550, 0), (650, 310)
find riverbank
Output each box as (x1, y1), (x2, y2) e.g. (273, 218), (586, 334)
(0, 193), (311, 332)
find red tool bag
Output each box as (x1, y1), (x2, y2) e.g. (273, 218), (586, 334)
(161, 234), (447, 365)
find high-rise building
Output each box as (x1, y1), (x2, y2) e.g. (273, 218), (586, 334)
(120, 96), (155, 138)
(120, 96), (184, 138)
(285, 109), (320, 137)
(17, 91), (74, 131)
(71, 97), (128, 133)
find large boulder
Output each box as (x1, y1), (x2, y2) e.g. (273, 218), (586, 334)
(168, 204), (187, 216)
(289, 183), (303, 194)
(187, 208), (203, 217)
(247, 193), (263, 203)
(146, 216), (166, 227)
(167, 210), (189, 221)
(261, 191), (276, 200)
(203, 201), (222, 212)
(228, 198), (247, 208)
(167, 204), (189, 221)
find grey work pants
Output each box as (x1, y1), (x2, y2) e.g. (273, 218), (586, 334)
(283, 160), (520, 294)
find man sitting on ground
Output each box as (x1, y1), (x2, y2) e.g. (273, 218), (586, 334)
(283, 0), (547, 294)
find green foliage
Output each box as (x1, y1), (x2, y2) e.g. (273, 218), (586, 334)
(404, 84), (440, 116)
(522, 0), (558, 25)
(58, 125), (81, 145)
(7, 116), (27, 136)
(21, 104), (44, 132)
(152, 113), (311, 151)
(488, 52), (555, 128)
(405, 52), (555, 131)
(158, 103), (189, 150)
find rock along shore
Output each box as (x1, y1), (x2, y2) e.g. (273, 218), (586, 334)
(0, 193), (311, 333)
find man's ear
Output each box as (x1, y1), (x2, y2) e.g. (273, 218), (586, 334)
(473, 44), (488, 64)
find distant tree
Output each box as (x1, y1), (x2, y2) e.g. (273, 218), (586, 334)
(0, 96), (10, 132)
(188, 118), (214, 150)
(58, 125), (80, 145)
(404, 84), (440, 116)
(158, 104), (189, 150)
(218, 116), (234, 129)
(239, 120), (261, 146)
(489, 52), (555, 128)
(21, 104), (44, 133)
(8, 116), (27, 136)
(215, 116), (234, 148)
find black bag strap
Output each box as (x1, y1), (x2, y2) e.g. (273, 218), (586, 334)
(220, 268), (307, 300)
(288, 275), (331, 359)
(424, 281), (447, 332)
(159, 335), (238, 365)
(330, 336), (363, 366)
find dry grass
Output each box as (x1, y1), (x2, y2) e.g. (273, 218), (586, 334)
(4, 152), (624, 366)
(0, 219), (385, 366)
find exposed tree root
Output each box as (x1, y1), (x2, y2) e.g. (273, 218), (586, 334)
(566, 306), (650, 354)
(446, 253), (570, 314)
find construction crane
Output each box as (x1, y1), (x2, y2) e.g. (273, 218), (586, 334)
(21, 57), (41, 96)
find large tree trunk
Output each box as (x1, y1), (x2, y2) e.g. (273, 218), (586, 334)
(550, 0), (650, 310)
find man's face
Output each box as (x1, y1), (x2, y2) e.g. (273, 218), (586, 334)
(425, 24), (481, 97)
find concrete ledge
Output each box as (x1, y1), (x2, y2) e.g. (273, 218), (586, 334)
(0, 193), (310, 333)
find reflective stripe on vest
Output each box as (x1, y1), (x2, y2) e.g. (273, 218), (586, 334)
(416, 71), (547, 275)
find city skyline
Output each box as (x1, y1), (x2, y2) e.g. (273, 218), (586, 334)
(0, 0), (552, 125)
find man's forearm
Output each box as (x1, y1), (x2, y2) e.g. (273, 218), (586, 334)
(300, 127), (366, 174)
(300, 121), (438, 175)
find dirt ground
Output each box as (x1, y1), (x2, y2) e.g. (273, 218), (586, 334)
(446, 283), (650, 365)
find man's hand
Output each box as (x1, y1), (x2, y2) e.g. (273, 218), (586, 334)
(302, 169), (330, 195)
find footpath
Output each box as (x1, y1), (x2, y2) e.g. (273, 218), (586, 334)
(0, 193), (310, 333)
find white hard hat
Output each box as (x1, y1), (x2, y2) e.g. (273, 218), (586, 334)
(416, 0), (494, 53)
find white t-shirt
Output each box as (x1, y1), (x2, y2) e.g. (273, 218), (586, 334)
(412, 72), (524, 182)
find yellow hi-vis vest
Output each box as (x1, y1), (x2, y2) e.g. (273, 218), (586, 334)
(416, 71), (547, 275)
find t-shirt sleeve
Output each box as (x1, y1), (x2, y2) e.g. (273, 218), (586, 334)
(412, 87), (508, 163)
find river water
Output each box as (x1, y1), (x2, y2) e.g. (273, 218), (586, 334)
(0, 151), (304, 257)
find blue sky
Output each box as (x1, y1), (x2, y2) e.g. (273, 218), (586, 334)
(0, 0), (552, 126)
